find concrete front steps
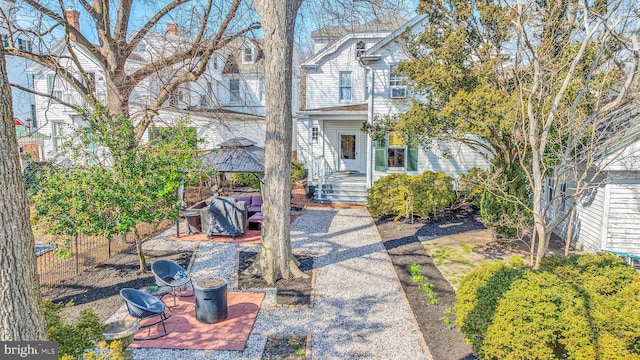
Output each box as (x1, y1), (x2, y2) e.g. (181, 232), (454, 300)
(314, 173), (367, 205)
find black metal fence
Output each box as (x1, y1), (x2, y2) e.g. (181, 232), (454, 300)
(37, 222), (167, 290)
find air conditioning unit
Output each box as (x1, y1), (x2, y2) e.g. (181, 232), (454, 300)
(390, 86), (406, 99)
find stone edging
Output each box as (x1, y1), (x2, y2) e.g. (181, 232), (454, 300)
(366, 207), (435, 360)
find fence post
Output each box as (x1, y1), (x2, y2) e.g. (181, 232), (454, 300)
(75, 235), (79, 275)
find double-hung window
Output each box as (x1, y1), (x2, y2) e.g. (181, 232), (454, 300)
(259, 78), (265, 102)
(229, 79), (240, 103)
(242, 47), (254, 63)
(17, 38), (32, 52)
(47, 74), (63, 100)
(387, 132), (406, 169)
(169, 89), (183, 106)
(339, 71), (352, 102)
(389, 65), (407, 99)
(52, 121), (65, 151)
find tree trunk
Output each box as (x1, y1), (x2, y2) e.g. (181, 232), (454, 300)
(564, 206), (576, 257)
(133, 227), (146, 272)
(0, 46), (48, 340)
(529, 224), (536, 266)
(253, 0), (306, 285)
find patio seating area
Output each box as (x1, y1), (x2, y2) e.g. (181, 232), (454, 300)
(127, 292), (264, 351)
(102, 200), (429, 359)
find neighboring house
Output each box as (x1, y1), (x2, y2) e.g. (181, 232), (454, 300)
(296, 14), (489, 204)
(545, 104), (640, 259)
(15, 118), (48, 163)
(1, 0), (37, 127)
(25, 10), (294, 160)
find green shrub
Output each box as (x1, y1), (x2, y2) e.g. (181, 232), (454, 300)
(456, 167), (486, 206)
(229, 173), (262, 190)
(455, 253), (640, 360)
(291, 162), (306, 185)
(366, 171), (454, 221)
(44, 299), (122, 359)
(230, 162), (306, 191)
(454, 258), (526, 358)
(412, 171), (455, 219)
(479, 166), (532, 240)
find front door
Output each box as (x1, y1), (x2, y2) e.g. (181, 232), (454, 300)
(338, 132), (358, 172)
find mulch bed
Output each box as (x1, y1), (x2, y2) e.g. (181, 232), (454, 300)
(263, 335), (310, 359)
(237, 251), (314, 306)
(376, 208), (481, 360)
(42, 246), (193, 322)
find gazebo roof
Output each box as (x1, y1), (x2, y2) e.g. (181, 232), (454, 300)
(201, 137), (264, 173)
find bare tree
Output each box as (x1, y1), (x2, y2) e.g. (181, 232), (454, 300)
(1, 0), (258, 144)
(0, 42), (47, 341)
(511, 0), (640, 267)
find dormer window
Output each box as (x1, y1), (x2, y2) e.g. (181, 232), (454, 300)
(135, 42), (146, 52)
(242, 47), (254, 64)
(356, 41), (366, 59)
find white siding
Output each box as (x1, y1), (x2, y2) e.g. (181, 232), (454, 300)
(552, 184), (606, 253)
(156, 109), (265, 149)
(604, 181), (640, 255)
(372, 141), (490, 184)
(305, 38), (381, 109)
(369, 42), (412, 116)
(297, 118), (311, 166)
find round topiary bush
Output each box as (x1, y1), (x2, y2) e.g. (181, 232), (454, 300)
(455, 253), (640, 360)
(366, 171), (454, 221)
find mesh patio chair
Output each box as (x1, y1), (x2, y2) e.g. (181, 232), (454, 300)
(119, 288), (169, 340)
(151, 259), (193, 306)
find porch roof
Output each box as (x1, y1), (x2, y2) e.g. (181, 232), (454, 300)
(297, 103), (368, 117)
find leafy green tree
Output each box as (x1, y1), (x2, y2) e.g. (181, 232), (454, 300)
(398, 0), (640, 267)
(32, 106), (203, 271)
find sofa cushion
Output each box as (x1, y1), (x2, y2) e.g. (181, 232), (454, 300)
(235, 196), (251, 205)
(250, 196), (263, 206)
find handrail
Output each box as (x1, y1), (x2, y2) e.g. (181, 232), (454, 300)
(313, 155), (326, 200)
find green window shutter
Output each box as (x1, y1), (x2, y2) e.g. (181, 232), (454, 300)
(407, 145), (418, 172)
(374, 139), (387, 171)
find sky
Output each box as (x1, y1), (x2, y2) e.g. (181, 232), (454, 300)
(11, 0), (419, 51)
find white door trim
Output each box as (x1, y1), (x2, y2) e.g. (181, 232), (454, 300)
(337, 131), (359, 172)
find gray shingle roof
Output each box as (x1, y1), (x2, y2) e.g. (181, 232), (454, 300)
(310, 14), (407, 39)
(201, 137), (264, 173)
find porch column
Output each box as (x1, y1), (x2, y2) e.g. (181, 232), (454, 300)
(366, 66), (374, 188)
(307, 117), (313, 182)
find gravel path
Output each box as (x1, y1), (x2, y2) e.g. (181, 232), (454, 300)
(109, 207), (428, 359)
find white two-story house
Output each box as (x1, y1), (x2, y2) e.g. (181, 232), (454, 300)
(296, 14), (489, 204)
(25, 10), (289, 161)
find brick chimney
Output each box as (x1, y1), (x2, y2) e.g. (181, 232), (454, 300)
(64, 9), (80, 41)
(166, 23), (178, 36)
